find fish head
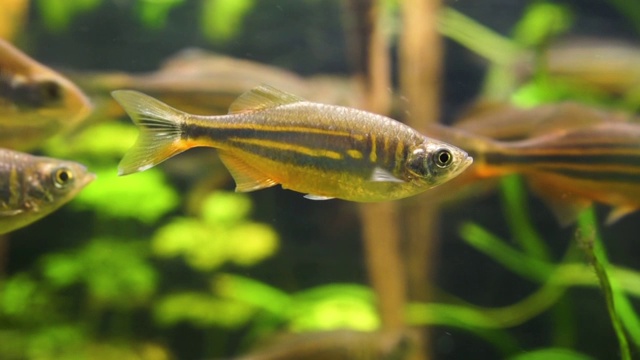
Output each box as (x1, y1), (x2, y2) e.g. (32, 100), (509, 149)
(405, 140), (473, 187)
(26, 68), (93, 129)
(26, 157), (96, 214)
(0, 38), (93, 150)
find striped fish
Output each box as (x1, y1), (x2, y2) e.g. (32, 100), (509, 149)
(0, 149), (95, 234)
(428, 121), (640, 225)
(112, 85), (472, 202)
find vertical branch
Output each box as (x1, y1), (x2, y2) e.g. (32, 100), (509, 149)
(400, 0), (442, 128)
(345, 0), (406, 331)
(399, 0), (443, 358)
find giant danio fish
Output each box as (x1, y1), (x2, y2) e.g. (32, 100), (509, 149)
(428, 120), (640, 225)
(0, 148), (95, 234)
(112, 85), (472, 202)
(0, 38), (92, 151)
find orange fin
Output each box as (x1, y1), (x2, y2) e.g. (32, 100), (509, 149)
(527, 177), (592, 227)
(228, 84), (305, 114)
(112, 90), (188, 175)
(605, 206), (637, 225)
(218, 151), (278, 192)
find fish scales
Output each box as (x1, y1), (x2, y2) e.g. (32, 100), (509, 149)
(113, 85), (472, 202)
(184, 103), (415, 175)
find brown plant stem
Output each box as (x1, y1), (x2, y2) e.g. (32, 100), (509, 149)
(345, 0), (407, 332)
(399, 0), (444, 358)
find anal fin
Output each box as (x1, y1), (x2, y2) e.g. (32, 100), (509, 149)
(304, 194), (334, 200)
(527, 177), (592, 227)
(605, 205), (637, 225)
(218, 151), (278, 192)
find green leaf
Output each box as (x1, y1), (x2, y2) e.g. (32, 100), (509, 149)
(459, 222), (554, 282)
(287, 284), (379, 332)
(201, 0), (255, 43)
(0, 275), (40, 317)
(44, 122), (140, 163)
(201, 191), (253, 226)
(42, 239), (158, 307)
(152, 217), (229, 270)
(36, 0), (101, 32)
(576, 209), (634, 359)
(499, 176), (549, 260)
(508, 347), (594, 360)
(512, 3), (572, 47)
(136, 0), (185, 29)
(227, 223), (279, 266)
(214, 273), (291, 316)
(73, 166), (179, 224)
(154, 292), (255, 328)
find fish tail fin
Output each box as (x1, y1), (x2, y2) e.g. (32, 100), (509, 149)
(111, 90), (189, 175)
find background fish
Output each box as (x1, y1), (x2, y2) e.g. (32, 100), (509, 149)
(452, 101), (634, 141)
(0, 38), (92, 151)
(429, 120), (640, 225)
(112, 85), (472, 202)
(0, 148), (95, 234)
(70, 49), (363, 118)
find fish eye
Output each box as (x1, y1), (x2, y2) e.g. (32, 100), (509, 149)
(52, 167), (74, 188)
(434, 148), (452, 168)
(39, 80), (62, 102)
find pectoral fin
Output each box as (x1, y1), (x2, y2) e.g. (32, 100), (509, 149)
(605, 206), (637, 225)
(370, 167), (405, 183)
(304, 194), (335, 200)
(218, 151), (278, 192)
(0, 209), (23, 216)
(527, 177), (592, 227)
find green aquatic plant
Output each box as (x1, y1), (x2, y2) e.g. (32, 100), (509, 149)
(402, 173), (640, 358)
(41, 238), (158, 307)
(200, 0), (255, 43)
(152, 191), (278, 269)
(36, 0), (101, 32)
(73, 167), (180, 224)
(508, 348), (595, 360)
(440, 3), (640, 111)
(576, 209), (640, 359)
(136, 0), (185, 29)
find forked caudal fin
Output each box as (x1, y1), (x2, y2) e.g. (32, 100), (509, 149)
(111, 90), (188, 175)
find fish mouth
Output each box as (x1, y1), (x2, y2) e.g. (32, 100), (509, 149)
(463, 156), (473, 168)
(451, 155), (473, 178)
(78, 166), (97, 188)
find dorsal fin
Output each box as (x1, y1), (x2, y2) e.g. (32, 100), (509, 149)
(228, 84), (306, 114)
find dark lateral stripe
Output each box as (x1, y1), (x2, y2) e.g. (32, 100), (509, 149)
(184, 124), (368, 152)
(223, 142), (362, 173)
(486, 152), (640, 167)
(184, 122), (365, 139)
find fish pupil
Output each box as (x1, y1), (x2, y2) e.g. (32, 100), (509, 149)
(39, 81), (62, 102)
(53, 168), (73, 188)
(435, 149), (452, 168)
